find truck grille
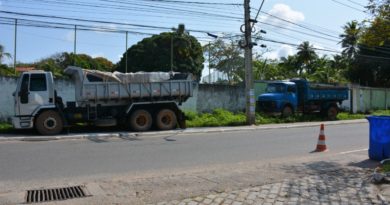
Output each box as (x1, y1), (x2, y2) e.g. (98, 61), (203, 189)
(257, 101), (276, 112)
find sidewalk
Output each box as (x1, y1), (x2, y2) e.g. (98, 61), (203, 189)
(150, 170), (382, 205)
(147, 159), (390, 205)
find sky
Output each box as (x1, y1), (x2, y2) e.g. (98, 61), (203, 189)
(0, 0), (369, 78)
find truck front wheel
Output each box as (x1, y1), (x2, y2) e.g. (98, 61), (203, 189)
(156, 109), (177, 130)
(281, 106), (293, 117)
(129, 109), (152, 131)
(326, 106), (338, 120)
(35, 110), (64, 135)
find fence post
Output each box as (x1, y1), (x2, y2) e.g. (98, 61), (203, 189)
(370, 89), (373, 111)
(385, 88), (387, 110)
(349, 87), (353, 114)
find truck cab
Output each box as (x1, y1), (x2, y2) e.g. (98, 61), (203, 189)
(12, 71), (63, 132)
(256, 81), (297, 117)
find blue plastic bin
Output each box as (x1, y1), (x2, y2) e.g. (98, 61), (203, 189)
(366, 116), (390, 161)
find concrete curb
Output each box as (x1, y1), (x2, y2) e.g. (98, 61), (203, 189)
(0, 119), (367, 142)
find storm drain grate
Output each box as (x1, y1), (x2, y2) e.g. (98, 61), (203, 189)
(25, 185), (89, 203)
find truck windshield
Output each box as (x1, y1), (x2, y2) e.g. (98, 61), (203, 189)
(266, 84), (285, 93)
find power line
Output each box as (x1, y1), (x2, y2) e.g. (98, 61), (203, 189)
(259, 10), (341, 39)
(344, 0), (366, 7)
(0, 10), (227, 34)
(330, 0), (368, 13)
(4, 0), (243, 21)
(132, 0), (242, 6)
(257, 21), (340, 42)
(261, 38), (341, 53)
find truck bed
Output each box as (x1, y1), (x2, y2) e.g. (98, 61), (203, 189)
(307, 85), (348, 101)
(64, 66), (193, 106)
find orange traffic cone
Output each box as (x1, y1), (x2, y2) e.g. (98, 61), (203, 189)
(315, 124), (328, 152)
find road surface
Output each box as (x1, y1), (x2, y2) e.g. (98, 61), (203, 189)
(0, 122), (369, 182)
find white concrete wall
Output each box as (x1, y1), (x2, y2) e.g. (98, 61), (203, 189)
(0, 76), (18, 121)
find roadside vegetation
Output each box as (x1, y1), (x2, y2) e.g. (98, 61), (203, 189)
(0, 122), (12, 133)
(185, 109), (390, 128)
(1, 109), (389, 132)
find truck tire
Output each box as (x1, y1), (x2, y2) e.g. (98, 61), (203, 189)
(156, 109), (177, 130)
(129, 109), (152, 131)
(35, 110), (64, 135)
(281, 106), (293, 117)
(326, 106), (338, 120)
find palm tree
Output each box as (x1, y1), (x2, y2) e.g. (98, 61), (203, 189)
(0, 44), (12, 64)
(339, 21), (360, 59)
(296, 41), (318, 74)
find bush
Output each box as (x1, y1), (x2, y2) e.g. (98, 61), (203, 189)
(185, 109), (246, 127)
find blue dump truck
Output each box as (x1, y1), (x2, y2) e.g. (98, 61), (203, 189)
(256, 79), (349, 120)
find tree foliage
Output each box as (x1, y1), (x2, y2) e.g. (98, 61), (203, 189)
(339, 21), (361, 59)
(344, 0), (390, 87)
(116, 24), (204, 81)
(0, 52), (114, 78)
(204, 38), (244, 84)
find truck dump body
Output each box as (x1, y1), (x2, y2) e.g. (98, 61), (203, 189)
(291, 79), (348, 102)
(64, 66), (194, 106)
(306, 86), (348, 101)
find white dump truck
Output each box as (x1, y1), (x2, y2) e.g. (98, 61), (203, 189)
(12, 66), (194, 135)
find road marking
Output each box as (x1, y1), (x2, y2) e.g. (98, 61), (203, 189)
(339, 148), (368, 155)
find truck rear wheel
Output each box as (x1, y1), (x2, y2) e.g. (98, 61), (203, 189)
(35, 110), (63, 135)
(156, 109), (177, 130)
(129, 109), (152, 131)
(326, 106), (338, 120)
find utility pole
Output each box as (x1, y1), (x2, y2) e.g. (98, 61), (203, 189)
(125, 31), (128, 73)
(13, 19), (17, 74)
(73, 25), (77, 65)
(170, 35), (173, 72)
(244, 0), (255, 125)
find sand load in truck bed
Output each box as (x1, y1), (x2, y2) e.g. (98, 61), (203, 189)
(64, 66), (194, 106)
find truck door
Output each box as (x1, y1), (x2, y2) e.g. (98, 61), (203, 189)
(287, 85), (298, 108)
(16, 73), (50, 116)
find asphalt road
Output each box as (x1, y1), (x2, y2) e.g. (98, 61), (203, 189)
(0, 122), (369, 182)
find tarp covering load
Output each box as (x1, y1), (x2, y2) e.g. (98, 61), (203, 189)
(64, 66), (194, 107)
(65, 66), (181, 83)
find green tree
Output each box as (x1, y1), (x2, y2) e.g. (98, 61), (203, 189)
(0, 45), (12, 64)
(278, 55), (302, 77)
(204, 38), (244, 84)
(296, 41), (318, 74)
(117, 24), (204, 81)
(344, 0), (390, 87)
(340, 21), (361, 59)
(34, 52), (114, 78)
(253, 58), (291, 80)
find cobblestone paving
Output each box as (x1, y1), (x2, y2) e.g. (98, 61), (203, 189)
(150, 173), (386, 205)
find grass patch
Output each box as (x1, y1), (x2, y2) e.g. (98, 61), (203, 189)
(0, 122), (13, 133)
(185, 109), (390, 128)
(383, 163), (390, 173)
(372, 110), (390, 115)
(337, 112), (366, 120)
(186, 109), (246, 127)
